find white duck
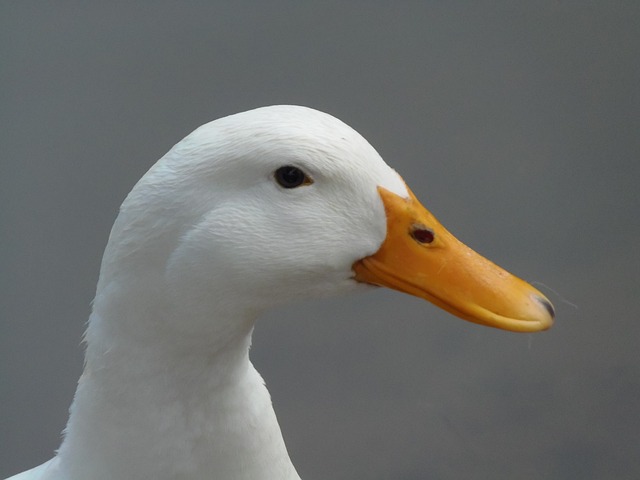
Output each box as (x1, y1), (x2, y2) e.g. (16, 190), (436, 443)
(7, 105), (554, 480)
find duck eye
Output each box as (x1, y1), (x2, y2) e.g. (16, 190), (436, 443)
(274, 166), (313, 189)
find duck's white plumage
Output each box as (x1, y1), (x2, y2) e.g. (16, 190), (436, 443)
(8, 105), (553, 480)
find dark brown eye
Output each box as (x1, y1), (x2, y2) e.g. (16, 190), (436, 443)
(411, 225), (435, 244)
(274, 166), (312, 189)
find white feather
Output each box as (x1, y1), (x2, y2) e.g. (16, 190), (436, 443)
(8, 106), (409, 480)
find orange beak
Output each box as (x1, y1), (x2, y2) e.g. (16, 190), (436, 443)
(353, 186), (554, 332)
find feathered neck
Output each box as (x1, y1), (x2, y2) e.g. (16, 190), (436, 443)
(54, 280), (301, 480)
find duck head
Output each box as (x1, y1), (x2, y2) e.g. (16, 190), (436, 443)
(100, 105), (552, 345)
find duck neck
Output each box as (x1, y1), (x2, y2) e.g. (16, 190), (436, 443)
(56, 287), (301, 480)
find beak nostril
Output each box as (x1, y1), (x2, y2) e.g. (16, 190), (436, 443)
(411, 225), (435, 244)
(536, 296), (555, 319)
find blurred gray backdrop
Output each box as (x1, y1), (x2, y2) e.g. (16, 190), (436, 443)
(1, 2), (639, 479)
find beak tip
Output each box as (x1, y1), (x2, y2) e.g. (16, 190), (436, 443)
(532, 295), (555, 330)
(536, 295), (555, 318)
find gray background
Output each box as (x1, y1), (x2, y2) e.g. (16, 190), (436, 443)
(1, 2), (639, 479)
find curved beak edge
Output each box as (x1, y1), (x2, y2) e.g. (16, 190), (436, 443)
(353, 186), (554, 333)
